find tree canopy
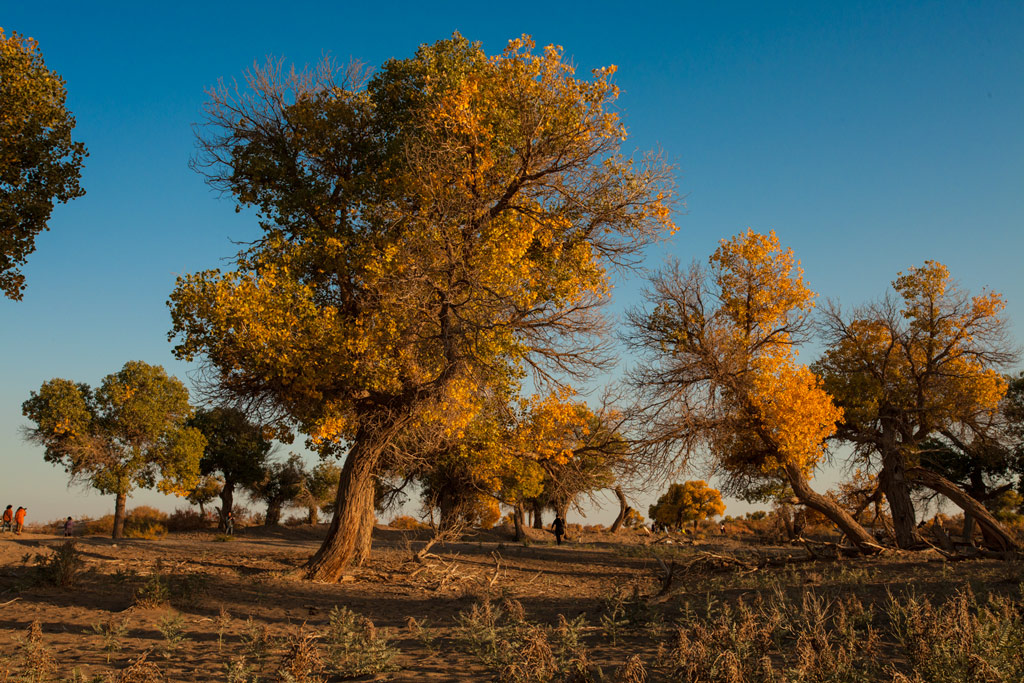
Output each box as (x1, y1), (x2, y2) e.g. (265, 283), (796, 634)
(648, 480), (725, 532)
(22, 361), (204, 538)
(0, 29), (86, 300)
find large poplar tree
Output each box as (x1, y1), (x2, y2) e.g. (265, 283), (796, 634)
(169, 35), (675, 580)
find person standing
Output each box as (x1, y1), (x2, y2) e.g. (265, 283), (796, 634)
(14, 507), (26, 534)
(225, 510), (234, 535)
(551, 516), (565, 545)
(1, 505), (12, 532)
(64, 516), (74, 537)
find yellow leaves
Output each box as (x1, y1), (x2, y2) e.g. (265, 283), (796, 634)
(710, 229), (815, 339)
(747, 352), (843, 474)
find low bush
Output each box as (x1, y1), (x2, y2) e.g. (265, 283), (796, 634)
(166, 508), (209, 532)
(389, 515), (428, 530)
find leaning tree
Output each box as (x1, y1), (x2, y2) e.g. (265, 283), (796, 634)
(169, 35), (675, 580)
(627, 229), (879, 552)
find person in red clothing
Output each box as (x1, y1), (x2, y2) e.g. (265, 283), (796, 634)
(14, 507), (26, 534)
(1, 505), (12, 532)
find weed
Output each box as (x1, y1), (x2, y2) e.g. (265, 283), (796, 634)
(241, 617), (273, 671)
(156, 612), (187, 657)
(406, 616), (438, 654)
(599, 592), (629, 645)
(105, 651), (164, 683)
(133, 575), (170, 608)
(276, 626), (324, 683)
(91, 615), (130, 663)
(20, 621), (57, 683)
(216, 606), (233, 652)
(35, 541), (83, 587)
(224, 656), (258, 683)
(323, 605), (398, 677)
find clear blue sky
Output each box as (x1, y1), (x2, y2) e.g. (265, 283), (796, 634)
(2, 1), (1022, 525)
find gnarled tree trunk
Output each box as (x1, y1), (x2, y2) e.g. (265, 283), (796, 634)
(783, 461), (879, 553)
(531, 500), (544, 530)
(907, 467), (1021, 551)
(609, 486), (633, 533)
(879, 428), (921, 548)
(304, 434), (382, 581)
(512, 504), (525, 541)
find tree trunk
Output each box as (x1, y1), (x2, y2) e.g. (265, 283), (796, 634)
(783, 461), (879, 553)
(962, 514), (977, 544)
(308, 506), (319, 526)
(531, 500), (544, 530)
(880, 435), (921, 548)
(906, 467), (1021, 551)
(219, 481), (235, 532)
(554, 500), (570, 540)
(112, 491), (127, 539)
(266, 502), (282, 526)
(609, 487), (633, 533)
(304, 435), (383, 581)
(512, 504), (525, 541)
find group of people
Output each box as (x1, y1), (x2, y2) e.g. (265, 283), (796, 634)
(1, 505), (27, 534)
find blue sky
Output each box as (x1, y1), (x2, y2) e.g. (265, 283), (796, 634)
(1, 1), (1022, 525)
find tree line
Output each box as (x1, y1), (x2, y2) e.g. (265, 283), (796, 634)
(6, 31), (1022, 580)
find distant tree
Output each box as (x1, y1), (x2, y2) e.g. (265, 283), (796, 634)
(22, 361), (205, 538)
(190, 406), (272, 530)
(187, 475), (222, 518)
(296, 461), (341, 525)
(648, 480), (725, 533)
(247, 454), (306, 526)
(0, 29), (87, 300)
(817, 261), (1018, 549)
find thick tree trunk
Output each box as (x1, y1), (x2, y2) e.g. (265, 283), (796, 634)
(219, 481), (235, 532)
(512, 504), (525, 541)
(305, 436), (382, 581)
(308, 506), (319, 525)
(906, 467), (1021, 551)
(783, 461), (879, 553)
(531, 501), (544, 530)
(112, 491), (127, 539)
(266, 502), (282, 526)
(880, 435), (921, 548)
(609, 487), (633, 533)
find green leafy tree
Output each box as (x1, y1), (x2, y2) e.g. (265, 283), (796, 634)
(169, 35), (674, 579)
(22, 361), (204, 538)
(0, 29), (86, 300)
(648, 480), (725, 533)
(190, 406), (272, 530)
(186, 475), (222, 518)
(247, 454), (307, 526)
(297, 461), (341, 525)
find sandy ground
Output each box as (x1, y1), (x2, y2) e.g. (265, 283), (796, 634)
(1, 524), (1018, 681)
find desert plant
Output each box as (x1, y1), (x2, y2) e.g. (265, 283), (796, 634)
(35, 540), (83, 587)
(156, 612), (187, 657)
(224, 656), (257, 683)
(133, 574), (170, 608)
(276, 626), (324, 683)
(241, 617), (274, 672)
(19, 621), (56, 683)
(105, 651), (165, 683)
(323, 606), (398, 677)
(92, 615), (130, 663)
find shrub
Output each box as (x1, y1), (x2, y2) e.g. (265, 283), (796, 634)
(389, 515), (428, 530)
(166, 508), (209, 532)
(323, 605), (398, 676)
(34, 540), (83, 587)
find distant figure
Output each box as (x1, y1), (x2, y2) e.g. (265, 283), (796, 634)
(551, 516), (565, 545)
(720, 522), (726, 535)
(14, 507), (26, 535)
(64, 517), (74, 537)
(1, 505), (11, 532)
(225, 511), (234, 535)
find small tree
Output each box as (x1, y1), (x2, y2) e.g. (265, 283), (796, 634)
(23, 361), (205, 538)
(190, 406), (272, 530)
(247, 454), (306, 526)
(0, 29), (87, 300)
(297, 461), (341, 525)
(648, 481), (725, 533)
(187, 475), (222, 519)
